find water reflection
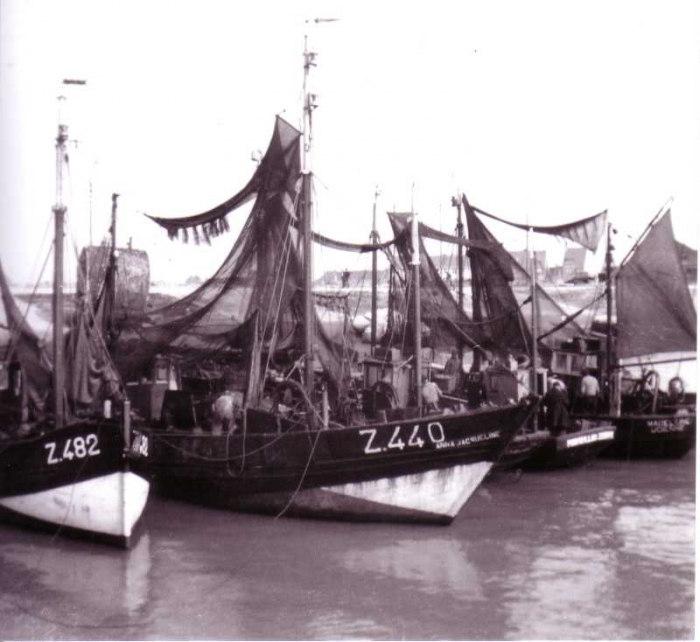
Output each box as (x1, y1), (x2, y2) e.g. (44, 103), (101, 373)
(0, 531), (151, 638)
(504, 544), (629, 640)
(616, 502), (695, 566)
(339, 537), (485, 602)
(0, 456), (694, 640)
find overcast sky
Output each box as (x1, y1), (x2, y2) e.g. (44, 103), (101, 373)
(1, 0), (698, 286)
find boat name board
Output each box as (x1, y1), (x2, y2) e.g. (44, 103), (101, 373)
(648, 418), (692, 433)
(564, 430), (615, 449)
(359, 422), (500, 455)
(434, 431), (501, 450)
(44, 434), (101, 465)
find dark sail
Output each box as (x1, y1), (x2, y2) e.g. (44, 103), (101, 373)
(616, 210), (696, 359)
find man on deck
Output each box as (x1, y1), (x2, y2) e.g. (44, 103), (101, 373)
(421, 377), (442, 412)
(444, 349), (463, 392)
(579, 368), (601, 413)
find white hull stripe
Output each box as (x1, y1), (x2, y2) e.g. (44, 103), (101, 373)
(318, 461), (493, 519)
(0, 472), (149, 538)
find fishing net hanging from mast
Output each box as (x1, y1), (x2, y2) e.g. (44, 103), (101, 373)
(115, 117), (347, 391)
(465, 197), (591, 356)
(387, 212), (497, 353)
(0, 257), (51, 414)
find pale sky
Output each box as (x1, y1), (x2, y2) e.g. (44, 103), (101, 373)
(1, 0), (698, 286)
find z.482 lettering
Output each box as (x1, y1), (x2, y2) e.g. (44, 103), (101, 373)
(44, 434), (100, 465)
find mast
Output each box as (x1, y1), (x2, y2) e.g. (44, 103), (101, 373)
(301, 35), (317, 398)
(370, 187), (380, 354)
(460, 193), (483, 371)
(528, 224), (539, 394)
(465, 194), (484, 371)
(52, 124), (68, 428)
(107, 192), (119, 347)
(605, 221), (614, 414)
(411, 211), (422, 406)
(452, 194), (465, 362)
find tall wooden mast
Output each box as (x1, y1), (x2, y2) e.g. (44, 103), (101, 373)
(411, 211), (422, 406)
(52, 124), (68, 427)
(452, 194), (465, 363)
(106, 192), (119, 348)
(370, 187), (380, 354)
(528, 224), (539, 394)
(301, 35), (317, 399)
(605, 221), (617, 415)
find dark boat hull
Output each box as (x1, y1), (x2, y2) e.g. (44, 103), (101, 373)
(601, 412), (696, 459)
(142, 400), (539, 524)
(0, 421), (150, 547)
(520, 422), (616, 469)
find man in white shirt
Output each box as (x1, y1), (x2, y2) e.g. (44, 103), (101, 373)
(421, 377), (442, 412)
(579, 368), (601, 412)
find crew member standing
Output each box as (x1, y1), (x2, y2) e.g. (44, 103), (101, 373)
(579, 368), (601, 413)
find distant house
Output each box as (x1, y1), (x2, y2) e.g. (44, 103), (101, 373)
(562, 247), (587, 282)
(511, 250), (547, 282)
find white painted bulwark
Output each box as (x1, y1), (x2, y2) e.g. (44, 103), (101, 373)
(0, 472), (149, 538)
(320, 462), (493, 519)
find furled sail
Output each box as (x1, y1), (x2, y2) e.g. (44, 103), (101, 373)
(65, 291), (123, 411)
(616, 209), (696, 360)
(473, 206), (608, 252)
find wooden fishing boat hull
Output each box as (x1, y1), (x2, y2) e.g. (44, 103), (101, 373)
(142, 399), (539, 524)
(0, 421), (150, 548)
(601, 411), (696, 459)
(518, 422), (616, 470)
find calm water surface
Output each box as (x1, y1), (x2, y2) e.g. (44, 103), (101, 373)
(0, 455), (694, 640)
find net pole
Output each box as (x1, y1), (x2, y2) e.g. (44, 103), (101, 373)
(52, 124), (68, 428)
(302, 35), (316, 402)
(370, 187), (379, 354)
(411, 212), (422, 408)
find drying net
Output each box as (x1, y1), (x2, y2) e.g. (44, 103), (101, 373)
(0, 257), (51, 415)
(465, 196), (587, 357)
(387, 212), (495, 352)
(115, 117), (347, 395)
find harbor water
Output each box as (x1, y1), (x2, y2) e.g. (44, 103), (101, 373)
(0, 454), (694, 640)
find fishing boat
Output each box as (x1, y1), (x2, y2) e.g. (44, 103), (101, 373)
(386, 196), (616, 469)
(0, 118), (150, 548)
(114, 37), (540, 524)
(570, 206), (696, 458)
